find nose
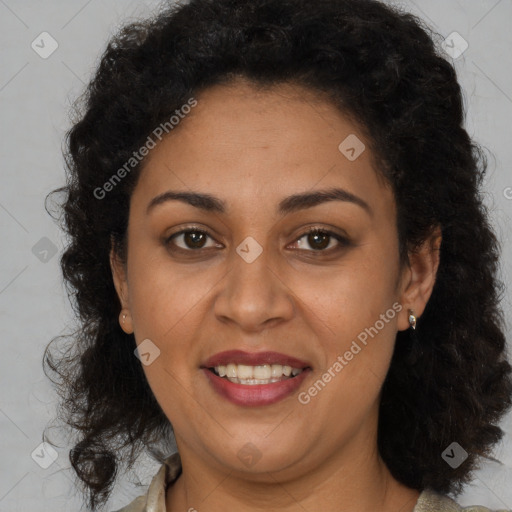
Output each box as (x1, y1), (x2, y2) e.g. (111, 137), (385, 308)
(213, 246), (295, 333)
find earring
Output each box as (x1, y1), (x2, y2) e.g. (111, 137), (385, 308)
(408, 309), (417, 330)
(407, 308), (422, 366)
(118, 310), (134, 334)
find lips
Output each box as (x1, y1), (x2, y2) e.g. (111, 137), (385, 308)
(202, 366), (311, 407)
(201, 350), (312, 370)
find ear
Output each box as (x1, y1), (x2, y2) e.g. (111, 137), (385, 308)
(397, 226), (442, 331)
(110, 239), (134, 334)
(110, 243), (129, 308)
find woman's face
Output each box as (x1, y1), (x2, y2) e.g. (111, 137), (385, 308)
(112, 79), (438, 480)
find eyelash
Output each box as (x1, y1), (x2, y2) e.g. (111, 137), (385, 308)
(164, 225), (351, 256)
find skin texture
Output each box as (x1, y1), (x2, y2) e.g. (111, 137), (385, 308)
(111, 79), (441, 512)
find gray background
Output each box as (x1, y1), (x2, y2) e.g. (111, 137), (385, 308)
(1, 0), (511, 510)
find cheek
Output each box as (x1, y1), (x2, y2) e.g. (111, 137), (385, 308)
(301, 317), (397, 436)
(296, 253), (399, 342)
(295, 240), (400, 394)
(126, 245), (214, 340)
(125, 255), (211, 418)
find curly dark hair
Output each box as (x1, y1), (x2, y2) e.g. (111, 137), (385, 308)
(44, 0), (512, 509)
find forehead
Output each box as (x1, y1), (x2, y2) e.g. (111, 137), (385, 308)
(131, 79), (393, 216)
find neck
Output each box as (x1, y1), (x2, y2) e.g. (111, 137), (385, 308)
(166, 423), (420, 512)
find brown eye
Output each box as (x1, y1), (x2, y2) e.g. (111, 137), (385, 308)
(294, 228), (350, 253)
(182, 231), (207, 249)
(166, 229), (218, 251)
(305, 231), (330, 250)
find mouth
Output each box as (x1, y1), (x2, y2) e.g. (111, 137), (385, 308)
(206, 363), (306, 385)
(200, 350), (312, 406)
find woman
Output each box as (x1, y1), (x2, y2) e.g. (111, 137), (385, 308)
(44, 0), (512, 511)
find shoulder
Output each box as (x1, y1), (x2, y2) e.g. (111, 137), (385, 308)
(110, 494), (146, 512)
(110, 452), (182, 512)
(415, 489), (511, 512)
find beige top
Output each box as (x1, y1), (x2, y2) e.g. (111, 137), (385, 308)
(112, 452), (510, 512)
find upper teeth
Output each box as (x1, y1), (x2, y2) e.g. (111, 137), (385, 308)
(214, 364), (303, 379)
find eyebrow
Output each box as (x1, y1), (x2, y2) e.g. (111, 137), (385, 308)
(146, 187), (372, 217)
